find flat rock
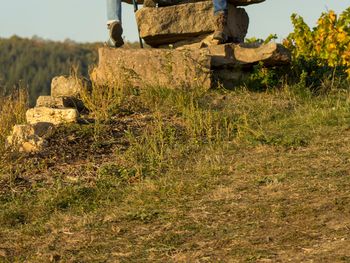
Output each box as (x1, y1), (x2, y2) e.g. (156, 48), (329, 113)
(234, 42), (291, 66)
(36, 96), (85, 111)
(51, 76), (82, 98)
(136, 2), (249, 47)
(91, 47), (213, 90)
(26, 107), (79, 125)
(36, 96), (71, 108)
(123, 0), (264, 6)
(177, 42), (290, 67)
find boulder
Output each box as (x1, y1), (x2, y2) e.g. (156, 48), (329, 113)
(136, 2), (249, 47)
(91, 47), (212, 90)
(51, 76), (82, 98)
(6, 124), (49, 153)
(26, 107), (79, 125)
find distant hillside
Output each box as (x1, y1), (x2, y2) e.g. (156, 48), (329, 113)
(0, 36), (100, 105)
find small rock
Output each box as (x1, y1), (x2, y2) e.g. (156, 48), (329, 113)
(6, 124), (49, 153)
(0, 249), (7, 257)
(36, 96), (67, 108)
(26, 107), (79, 125)
(51, 76), (83, 98)
(36, 96), (85, 112)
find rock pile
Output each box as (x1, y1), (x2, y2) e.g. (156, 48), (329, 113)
(6, 0), (292, 153)
(92, 0), (291, 90)
(6, 76), (83, 153)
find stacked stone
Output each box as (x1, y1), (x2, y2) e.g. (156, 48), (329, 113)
(92, 0), (291, 90)
(135, 0), (263, 48)
(6, 76), (83, 153)
(26, 76), (82, 125)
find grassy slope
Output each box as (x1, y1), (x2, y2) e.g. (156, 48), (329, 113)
(1, 86), (350, 262)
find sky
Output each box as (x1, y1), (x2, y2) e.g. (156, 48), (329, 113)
(0, 0), (349, 43)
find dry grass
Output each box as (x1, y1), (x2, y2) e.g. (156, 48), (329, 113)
(1, 84), (350, 262)
(0, 88), (28, 151)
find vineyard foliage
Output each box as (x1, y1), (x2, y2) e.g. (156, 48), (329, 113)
(284, 8), (350, 78)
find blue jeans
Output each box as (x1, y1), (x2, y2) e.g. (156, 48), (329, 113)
(107, 0), (122, 23)
(213, 0), (227, 15)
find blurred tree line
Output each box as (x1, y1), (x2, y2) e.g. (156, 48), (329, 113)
(0, 36), (100, 106)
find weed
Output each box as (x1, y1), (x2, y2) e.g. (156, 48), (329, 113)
(0, 87), (28, 152)
(1, 209), (27, 227)
(124, 114), (177, 178)
(126, 209), (160, 223)
(2, 50), (350, 262)
(98, 163), (136, 183)
(79, 67), (133, 141)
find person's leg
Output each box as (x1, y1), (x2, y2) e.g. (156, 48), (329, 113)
(213, 0), (227, 15)
(107, 0), (122, 24)
(106, 0), (124, 47)
(213, 0), (228, 44)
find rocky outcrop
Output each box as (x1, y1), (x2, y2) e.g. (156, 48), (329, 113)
(136, 2), (249, 47)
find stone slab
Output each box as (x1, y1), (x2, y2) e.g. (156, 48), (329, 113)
(234, 42), (291, 66)
(91, 47), (213, 90)
(36, 96), (85, 112)
(136, 2), (249, 47)
(177, 42), (290, 67)
(51, 76), (82, 98)
(26, 107), (79, 125)
(36, 96), (70, 108)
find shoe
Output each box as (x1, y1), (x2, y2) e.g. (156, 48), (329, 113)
(108, 21), (124, 48)
(213, 11), (228, 44)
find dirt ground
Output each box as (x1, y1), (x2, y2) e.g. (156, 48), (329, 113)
(1, 90), (350, 262)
